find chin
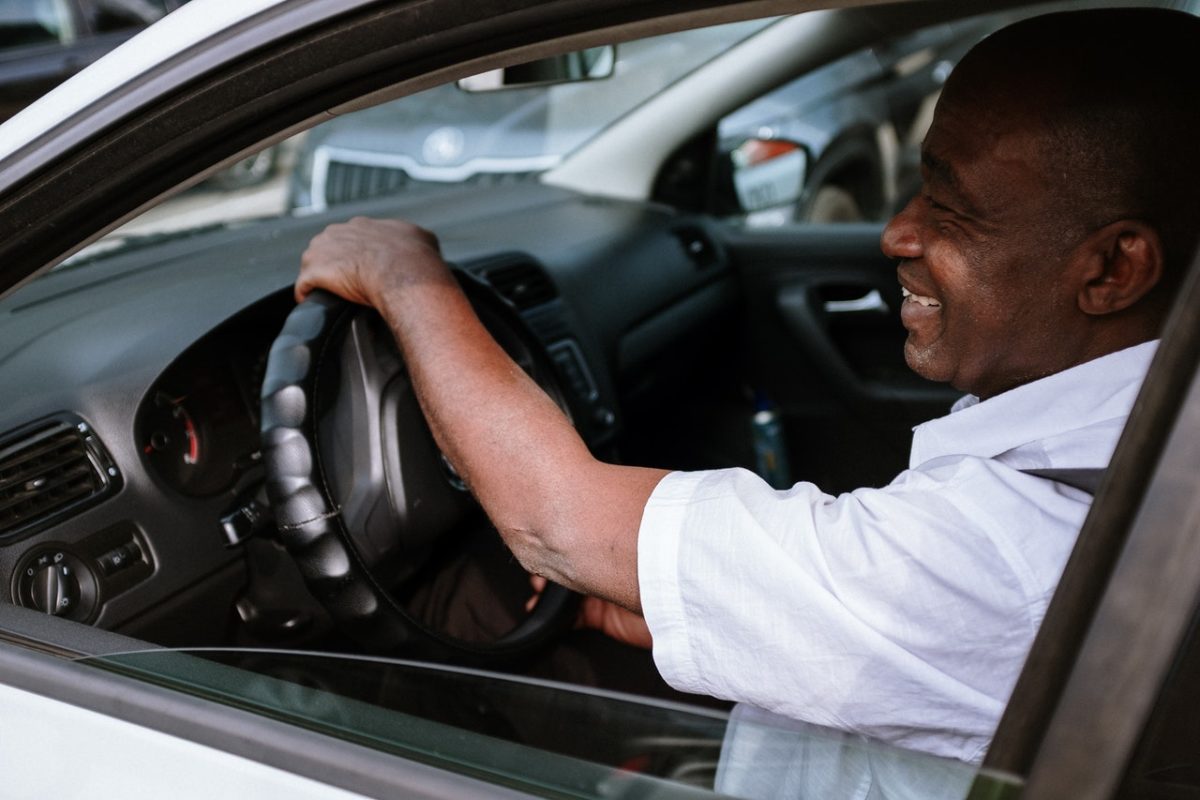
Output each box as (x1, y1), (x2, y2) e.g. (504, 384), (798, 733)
(903, 342), (946, 382)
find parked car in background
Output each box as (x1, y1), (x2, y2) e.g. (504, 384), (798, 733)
(716, 12), (1016, 223)
(0, 0), (280, 189)
(0, 0), (186, 122)
(286, 20), (776, 213)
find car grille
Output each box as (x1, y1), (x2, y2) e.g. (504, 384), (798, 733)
(321, 161), (541, 208)
(323, 161), (411, 206)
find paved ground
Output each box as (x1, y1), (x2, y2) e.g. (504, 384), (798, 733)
(112, 136), (304, 238)
(116, 171), (290, 236)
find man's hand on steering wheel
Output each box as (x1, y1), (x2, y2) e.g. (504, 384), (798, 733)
(528, 576), (654, 650)
(297, 217), (450, 308)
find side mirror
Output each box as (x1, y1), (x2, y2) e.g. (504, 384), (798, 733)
(728, 138), (808, 214)
(459, 47), (616, 91)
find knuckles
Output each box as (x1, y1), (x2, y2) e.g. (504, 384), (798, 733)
(295, 217), (450, 307)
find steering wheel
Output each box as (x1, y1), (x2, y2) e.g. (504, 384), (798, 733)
(259, 272), (578, 662)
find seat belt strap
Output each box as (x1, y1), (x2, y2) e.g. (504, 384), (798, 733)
(1020, 468), (1105, 495)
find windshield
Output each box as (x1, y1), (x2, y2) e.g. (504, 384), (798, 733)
(78, 648), (1013, 799)
(291, 18), (776, 214)
(61, 17), (774, 265)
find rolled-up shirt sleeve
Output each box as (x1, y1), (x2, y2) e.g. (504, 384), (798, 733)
(637, 462), (1084, 763)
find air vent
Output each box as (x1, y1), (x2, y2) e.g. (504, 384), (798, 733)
(0, 417), (119, 541)
(480, 261), (559, 311)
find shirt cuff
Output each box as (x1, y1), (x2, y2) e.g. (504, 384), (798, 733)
(638, 469), (709, 694)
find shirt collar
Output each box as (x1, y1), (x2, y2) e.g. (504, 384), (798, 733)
(909, 340), (1159, 468)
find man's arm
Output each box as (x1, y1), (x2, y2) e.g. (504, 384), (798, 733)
(296, 217), (667, 613)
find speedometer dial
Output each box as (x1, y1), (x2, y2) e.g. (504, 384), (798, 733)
(141, 392), (205, 491)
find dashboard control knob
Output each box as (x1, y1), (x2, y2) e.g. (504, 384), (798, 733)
(31, 561), (79, 616)
(13, 548), (98, 621)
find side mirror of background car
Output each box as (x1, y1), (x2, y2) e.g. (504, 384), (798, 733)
(727, 138), (809, 215)
(458, 46), (616, 91)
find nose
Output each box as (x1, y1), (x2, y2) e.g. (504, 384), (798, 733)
(880, 196), (922, 260)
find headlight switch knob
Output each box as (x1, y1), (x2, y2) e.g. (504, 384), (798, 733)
(31, 560), (79, 616)
(13, 549), (97, 621)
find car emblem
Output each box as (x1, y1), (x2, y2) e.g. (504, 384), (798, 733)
(422, 126), (466, 165)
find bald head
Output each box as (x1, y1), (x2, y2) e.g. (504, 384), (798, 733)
(881, 8), (1200, 397)
(945, 9), (1200, 297)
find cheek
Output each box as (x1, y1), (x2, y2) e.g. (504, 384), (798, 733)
(926, 242), (1023, 362)
(926, 239), (984, 307)
(939, 234), (1014, 303)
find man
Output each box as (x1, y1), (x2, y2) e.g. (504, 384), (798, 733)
(295, 8), (1199, 766)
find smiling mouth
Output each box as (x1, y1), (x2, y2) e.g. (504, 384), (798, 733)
(901, 287), (941, 308)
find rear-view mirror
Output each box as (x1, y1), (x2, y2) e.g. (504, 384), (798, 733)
(458, 47), (616, 91)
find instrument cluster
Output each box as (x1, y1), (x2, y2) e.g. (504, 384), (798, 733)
(134, 294), (291, 497)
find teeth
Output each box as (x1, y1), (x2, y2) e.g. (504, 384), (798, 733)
(901, 287), (940, 307)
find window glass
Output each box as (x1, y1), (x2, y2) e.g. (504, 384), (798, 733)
(86, 0), (170, 35)
(287, 19), (776, 214)
(59, 16), (780, 259)
(80, 649), (1002, 799)
(1117, 603), (1200, 798)
(0, 0), (73, 49)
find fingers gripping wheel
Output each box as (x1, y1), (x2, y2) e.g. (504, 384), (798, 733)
(260, 278), (576, 661)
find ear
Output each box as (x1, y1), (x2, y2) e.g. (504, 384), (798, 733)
(1074, 220), (1163, 316)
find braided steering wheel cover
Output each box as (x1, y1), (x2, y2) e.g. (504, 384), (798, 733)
(259, 286), (574, 660)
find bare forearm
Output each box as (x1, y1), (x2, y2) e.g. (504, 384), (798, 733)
(375, 275), (662, 611)
(296, 218), (663, 612)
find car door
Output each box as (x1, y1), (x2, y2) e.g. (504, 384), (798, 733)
(725, 222), (956, 492)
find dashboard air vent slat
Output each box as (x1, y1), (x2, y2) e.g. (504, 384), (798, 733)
(0, 418), (119, 541)
(0, 461), (96, 514)
(480, 261), (558, 311)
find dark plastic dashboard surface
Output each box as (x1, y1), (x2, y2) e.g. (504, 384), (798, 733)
(0, 182), (734, 639)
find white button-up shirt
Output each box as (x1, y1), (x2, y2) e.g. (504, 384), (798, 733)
(638, 341), (1157, 764)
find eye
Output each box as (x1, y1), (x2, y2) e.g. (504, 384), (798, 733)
(926, 194), (953, 213)
(922, 192), (963, 236)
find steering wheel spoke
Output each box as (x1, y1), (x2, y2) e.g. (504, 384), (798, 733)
(319, 312), (471, 587)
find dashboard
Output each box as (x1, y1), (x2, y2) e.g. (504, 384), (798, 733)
(0, 182), (735, 646)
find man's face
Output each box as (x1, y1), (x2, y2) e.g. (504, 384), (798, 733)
(880, 86), (1081, 399)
